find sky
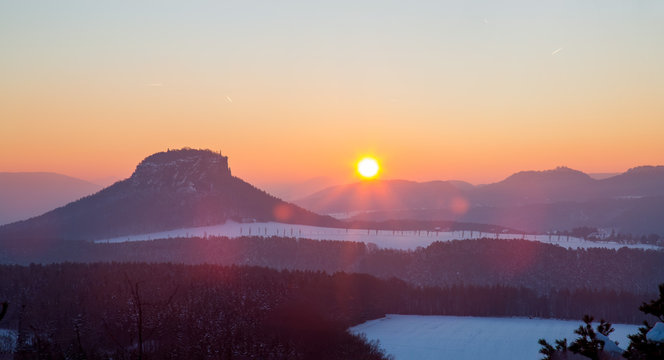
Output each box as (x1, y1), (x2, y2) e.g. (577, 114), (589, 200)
(1, 0), (663, 187)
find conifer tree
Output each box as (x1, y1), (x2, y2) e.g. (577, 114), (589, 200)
(567, 315), (614, 360)
(623, 284), (664, 359)
(540, 284), (664, 360)
(538, 338), (568, 360)
(539, 315), (615, 360)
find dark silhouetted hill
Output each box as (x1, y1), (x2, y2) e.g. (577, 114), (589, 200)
(0, 148), (339, 241)
(599, 166), (664, 197)
(471, 167), (596, 206)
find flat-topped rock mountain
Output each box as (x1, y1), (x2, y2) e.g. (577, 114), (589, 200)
(0, 148), (339, 242)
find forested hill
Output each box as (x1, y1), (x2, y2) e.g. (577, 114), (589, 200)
(0, 148), (340, 242)
(2, 235), (662, 298)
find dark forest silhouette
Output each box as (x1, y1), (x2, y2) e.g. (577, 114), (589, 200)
(0, 263), (661, 359)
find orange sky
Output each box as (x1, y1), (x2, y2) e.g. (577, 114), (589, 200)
(1, 1), (663, 186)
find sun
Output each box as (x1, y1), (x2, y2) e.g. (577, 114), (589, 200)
(357, 157), (380, 179)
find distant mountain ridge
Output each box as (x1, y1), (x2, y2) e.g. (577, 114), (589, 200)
(294, 165), (664, 235)
(296, 166), (664, 213)
(0, 148), (339, 241)
(473, 167), (595, 206)
(0, 172), (102, 225)
(3, 156), (662, 241)
(475, 166), (664, 206)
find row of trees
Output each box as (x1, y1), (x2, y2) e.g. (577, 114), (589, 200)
(557, 227), (663, 247)
(4, 236), (660, 296)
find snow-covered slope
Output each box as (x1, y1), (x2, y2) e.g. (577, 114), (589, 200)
(97, 221), (661, 251)
(349, 315), (640, 360)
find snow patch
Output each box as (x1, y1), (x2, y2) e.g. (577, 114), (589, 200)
(349, 315), (639, 360)
(596, 332), (623, 354)
(646, 322), (664, 343)
(96, 221), (662, 251)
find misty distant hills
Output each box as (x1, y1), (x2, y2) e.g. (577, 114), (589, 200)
(0, 149), (339, 241)
(295, 179), (471, 215)
(471, 167), (596, 206)
(0, 172), (102, 225)
(295, 166), (664, 235)
(474, 166), (664, 206)
(297, 166), (664, 212)
(348, 196), (664, 236)
(258, 176), (339, 201)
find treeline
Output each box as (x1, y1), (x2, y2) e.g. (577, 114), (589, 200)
(3, 236), (661, 296)
(558, 226), (663, 246)
(0, 263), (390, 359)
(344, 219), (515, 233)
(0, 263), (657, 359)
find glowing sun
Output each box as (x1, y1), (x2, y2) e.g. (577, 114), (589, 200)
(357, 157), (380, 179)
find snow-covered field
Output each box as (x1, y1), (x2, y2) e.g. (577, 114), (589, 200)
(349, 315), (640, 360)
(97, 221), (661, 251)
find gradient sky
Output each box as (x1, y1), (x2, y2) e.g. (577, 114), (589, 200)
(1, 0), (663, 187)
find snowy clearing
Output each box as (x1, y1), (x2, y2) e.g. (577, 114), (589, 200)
(349, 315), (640, 360)
(96, 221), (661, 251)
